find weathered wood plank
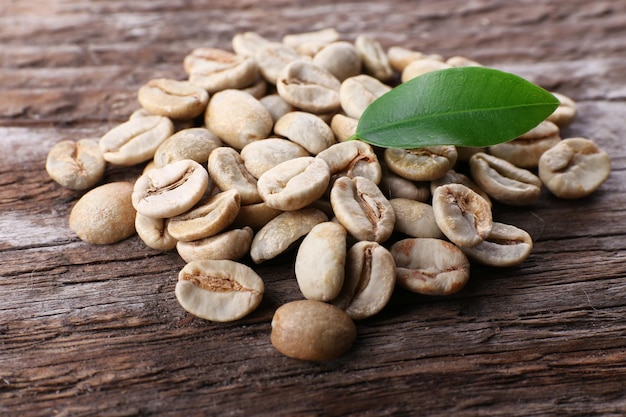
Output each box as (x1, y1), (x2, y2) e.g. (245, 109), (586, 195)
(2, 0), (626, 416)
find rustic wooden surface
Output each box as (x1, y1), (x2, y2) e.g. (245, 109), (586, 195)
(2, 0), (626, 415)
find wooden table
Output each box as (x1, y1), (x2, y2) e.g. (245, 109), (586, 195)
(2, 1), (626, 415)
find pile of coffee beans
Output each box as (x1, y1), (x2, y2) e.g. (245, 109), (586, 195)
(46, 28), (611, 361)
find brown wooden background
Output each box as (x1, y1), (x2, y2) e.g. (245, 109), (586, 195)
(2, 0), (626, 415)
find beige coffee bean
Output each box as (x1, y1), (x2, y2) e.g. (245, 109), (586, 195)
(316, 140), (382, 184)
(379, 169), (431, 202)
(283, 28), (340, 56)
(276, 61), (341, 114)
(184, 47), (259, 93)
(99, 115), (174, 166)
(387, 46), (426, 72)
(259, 94), (295, 123)
(390, 238), (470, 296)
(295, 222), (347, 301)
(240, 138), (309, 179)
(254, 41), (305, 84)
(313, 41), (362, 82)
(175, 260), (264, 322)
(430, 169), (492, 207)
(461, 222), (533, 267)
(69, 182), (136, 245)
(446, 56), (482, 67)
(232, 31), (271, 57)
(390, 198), (443, 239)
(240, 76), (268, 99)
(257, 156), (330, 211)
(547, 92), (577, 128)
(432, 183), (492, 248)
(176, 227), (253, 263)
(401, 58), (452, 82)
(135, 213), (177, 251)
(271, 299), (357, 361)
(354, 34), (394, 81)
(330, 114), (358, 142)
(231, 202), (283, 232)
(46, 139), (106, 190)
(205, 89), (273, 150)
(274, 111), (336, 155)
(207, 147), (261, 205)
(137, 78), (209, 120)
(469, 152), (542, 206)
(132, 159), (209, 218)
(167, 189), (241, 242)
(250, 207), (328, 264)
(330, 176), (395, 243)
(538, 137), (611, 199)
(384, 146), (458, 181)
(339, 74), (392, 119)
(489, 120), (561, 168)
(332, 241), (396, 320)
(153, 127), (222, 168)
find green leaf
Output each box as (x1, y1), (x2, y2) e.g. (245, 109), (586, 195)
(353, 67), (560, 149)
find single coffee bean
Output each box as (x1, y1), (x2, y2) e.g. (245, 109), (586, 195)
(390, 198), (443, 239)
(354, 34), (394, 81)
(276, 60), (342, 114)
(175, 260), (264, 322)
(271, 299), (357, 361)
(339, 74), (391, 119)
(232, 31), (271, 57)
(547, 92), (577, 128)
(330, 114), (358, 143)
(538, 137), (611, 199)
(330, 175), (395, 243)
(384, 146), (458, 182)
(446, 55), (483, 67)
(469, 152), (542, 206)
(259, 94), (295, 123)
(313, 41), (362, 82)
(240, 137), (309, 179)
(295, 222), (347, 302)
(489, 120), (561, 168)
(135, 212), (177, 251)
(132, 159), (210, 218)
(207, 147), (261, 205)
(250, 207), (328, 264)
(184, 47), (259, 93)
(283, 28), (340, 56)
(99, 115), (174, 166)
(231, 201), (283, 232)
(254, 41), (305, 84)
(390, 237), (470, 296)
(46, 138), (106, 190)
(401, 58), (452, 82)
(332, 241), (396, 320)
(153, 127), (222, 168)
(316, 140), (382, 184)
(379, 169), (431, 202)
(176, 227), (253, 263)
(257, 156), (330, 211)
(69, 182), (136, 244)
(432, 183), (492, 248)
(460, 222), (533, 267)
(430, 169), (492, 207)
(274, 111), (336, 155)
(387, 46), (426, 73)
(137, 78), (209, 120)
(167, 189), (241, 242)
(205, 89), (273, 150)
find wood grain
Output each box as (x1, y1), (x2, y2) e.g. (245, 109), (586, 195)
(2, 0), (626, 416)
